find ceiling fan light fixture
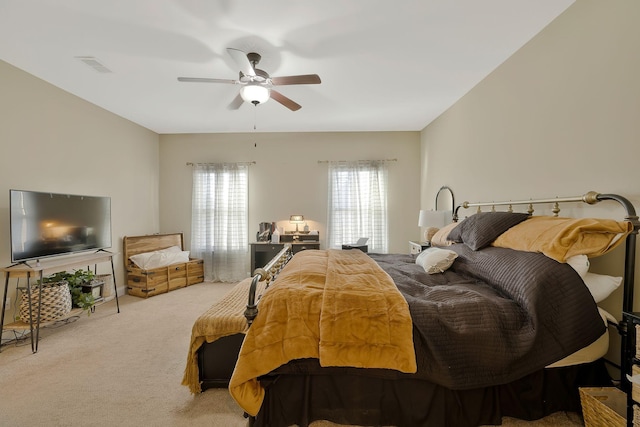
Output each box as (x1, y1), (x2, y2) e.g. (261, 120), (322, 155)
(240, 84), (270, 105)
(178, 48), (321, 111)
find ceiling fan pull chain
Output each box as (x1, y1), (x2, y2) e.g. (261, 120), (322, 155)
(253, 107), (258, 147)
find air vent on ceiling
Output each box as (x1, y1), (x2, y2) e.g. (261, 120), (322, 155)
(75, 56), (112, 73)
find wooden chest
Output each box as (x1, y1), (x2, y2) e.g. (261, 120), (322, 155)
(123, 233), (205, 298)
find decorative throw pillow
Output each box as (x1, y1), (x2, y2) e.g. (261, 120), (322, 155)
(130, 246), (190, 269)
(582, 272), (622, 303)
(415, 247), (458, 274)
(430, 222), (459, 246)
(447, 212), (530, 251)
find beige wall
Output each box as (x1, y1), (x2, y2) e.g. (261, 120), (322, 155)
(0, 60), (160, 331)
(420, 0), (640, 366)
(422, 0), (639, 206)
(159, 131), (421, 275)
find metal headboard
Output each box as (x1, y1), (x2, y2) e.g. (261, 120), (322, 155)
(454, 191), (604, 219)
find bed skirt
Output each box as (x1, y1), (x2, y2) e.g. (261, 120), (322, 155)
(253, 358), (612, 427)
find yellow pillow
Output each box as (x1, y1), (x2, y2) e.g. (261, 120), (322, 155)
(492, 216), (632, 262)
(430, 222), (459, 246)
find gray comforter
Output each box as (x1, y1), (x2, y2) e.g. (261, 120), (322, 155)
(369, 244), (606, 389)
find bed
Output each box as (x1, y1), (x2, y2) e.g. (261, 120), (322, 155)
(183, 191), (639, 427)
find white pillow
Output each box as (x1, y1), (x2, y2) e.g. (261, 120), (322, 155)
(158, 245), (182, 253)
(415, 247), (458, 274)
(130, 248), (190, 269)
(566, 254), (590, 278)
(583, 272), (622, 303)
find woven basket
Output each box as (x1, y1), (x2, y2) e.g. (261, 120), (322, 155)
(20, 281), (72, 323)
(636, 324), (640, 359)
(579, 387), (626, 427)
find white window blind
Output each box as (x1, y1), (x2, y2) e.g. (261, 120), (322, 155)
(326, 160), (388, 252)
(191, 163), (249, 282)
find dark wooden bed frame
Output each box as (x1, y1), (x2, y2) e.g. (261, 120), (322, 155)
(196, 191), (639, 427)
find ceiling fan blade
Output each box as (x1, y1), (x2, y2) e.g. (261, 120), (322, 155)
(228, 93), (244, 110)
(271, 74), (321, 86)
(177, 77), (237, 84)
(270, 89), (302, 111)
(227, 48), (256, 77)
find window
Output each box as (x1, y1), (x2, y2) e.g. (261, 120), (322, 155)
(191, 163), (249, 282)
(326, 160), (388, 252)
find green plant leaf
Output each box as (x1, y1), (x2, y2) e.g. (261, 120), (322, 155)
(43, 269), (97, 314)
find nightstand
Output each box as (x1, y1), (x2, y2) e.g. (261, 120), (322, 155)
(409, 241), (430, 255)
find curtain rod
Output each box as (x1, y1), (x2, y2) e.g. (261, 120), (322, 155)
(186, 161), (256, 166)
(317, 158), (397, 164)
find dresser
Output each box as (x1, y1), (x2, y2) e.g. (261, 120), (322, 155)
(250, 233), (320, 273)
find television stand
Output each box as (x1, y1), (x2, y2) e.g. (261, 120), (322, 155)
(0, 251), (120, 353)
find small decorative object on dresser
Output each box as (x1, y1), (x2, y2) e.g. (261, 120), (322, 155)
(124, 233), (204, 298)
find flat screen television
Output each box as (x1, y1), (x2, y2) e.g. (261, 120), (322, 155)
(9, 189), (112, 263)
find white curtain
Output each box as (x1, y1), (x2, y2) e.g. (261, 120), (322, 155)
(190, 163), (249, 282)
(326, 160), (388, 252)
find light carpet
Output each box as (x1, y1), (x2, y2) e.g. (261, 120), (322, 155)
(0, 282), (583, 426)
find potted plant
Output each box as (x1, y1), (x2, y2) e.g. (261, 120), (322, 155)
(43, 270), (97, 315)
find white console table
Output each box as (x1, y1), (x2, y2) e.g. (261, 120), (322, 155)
(0, 251), (120, 353)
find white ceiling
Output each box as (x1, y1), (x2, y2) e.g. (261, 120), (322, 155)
(0, 0), (574, 134)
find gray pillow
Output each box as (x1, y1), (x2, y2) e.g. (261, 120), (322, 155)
(448, 211), (530, 250)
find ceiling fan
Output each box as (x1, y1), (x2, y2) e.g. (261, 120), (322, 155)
(177, 48), (321, 111)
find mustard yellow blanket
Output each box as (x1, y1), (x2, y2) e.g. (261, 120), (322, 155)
(229, 249), (417, 416)
(181, 277), (268, 394)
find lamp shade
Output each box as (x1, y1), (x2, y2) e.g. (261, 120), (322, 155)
(418, 210), (446, 228)
(289, 215), (304, 233)
(289, 215), (304, 223)
(240, 84), (270, 104)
